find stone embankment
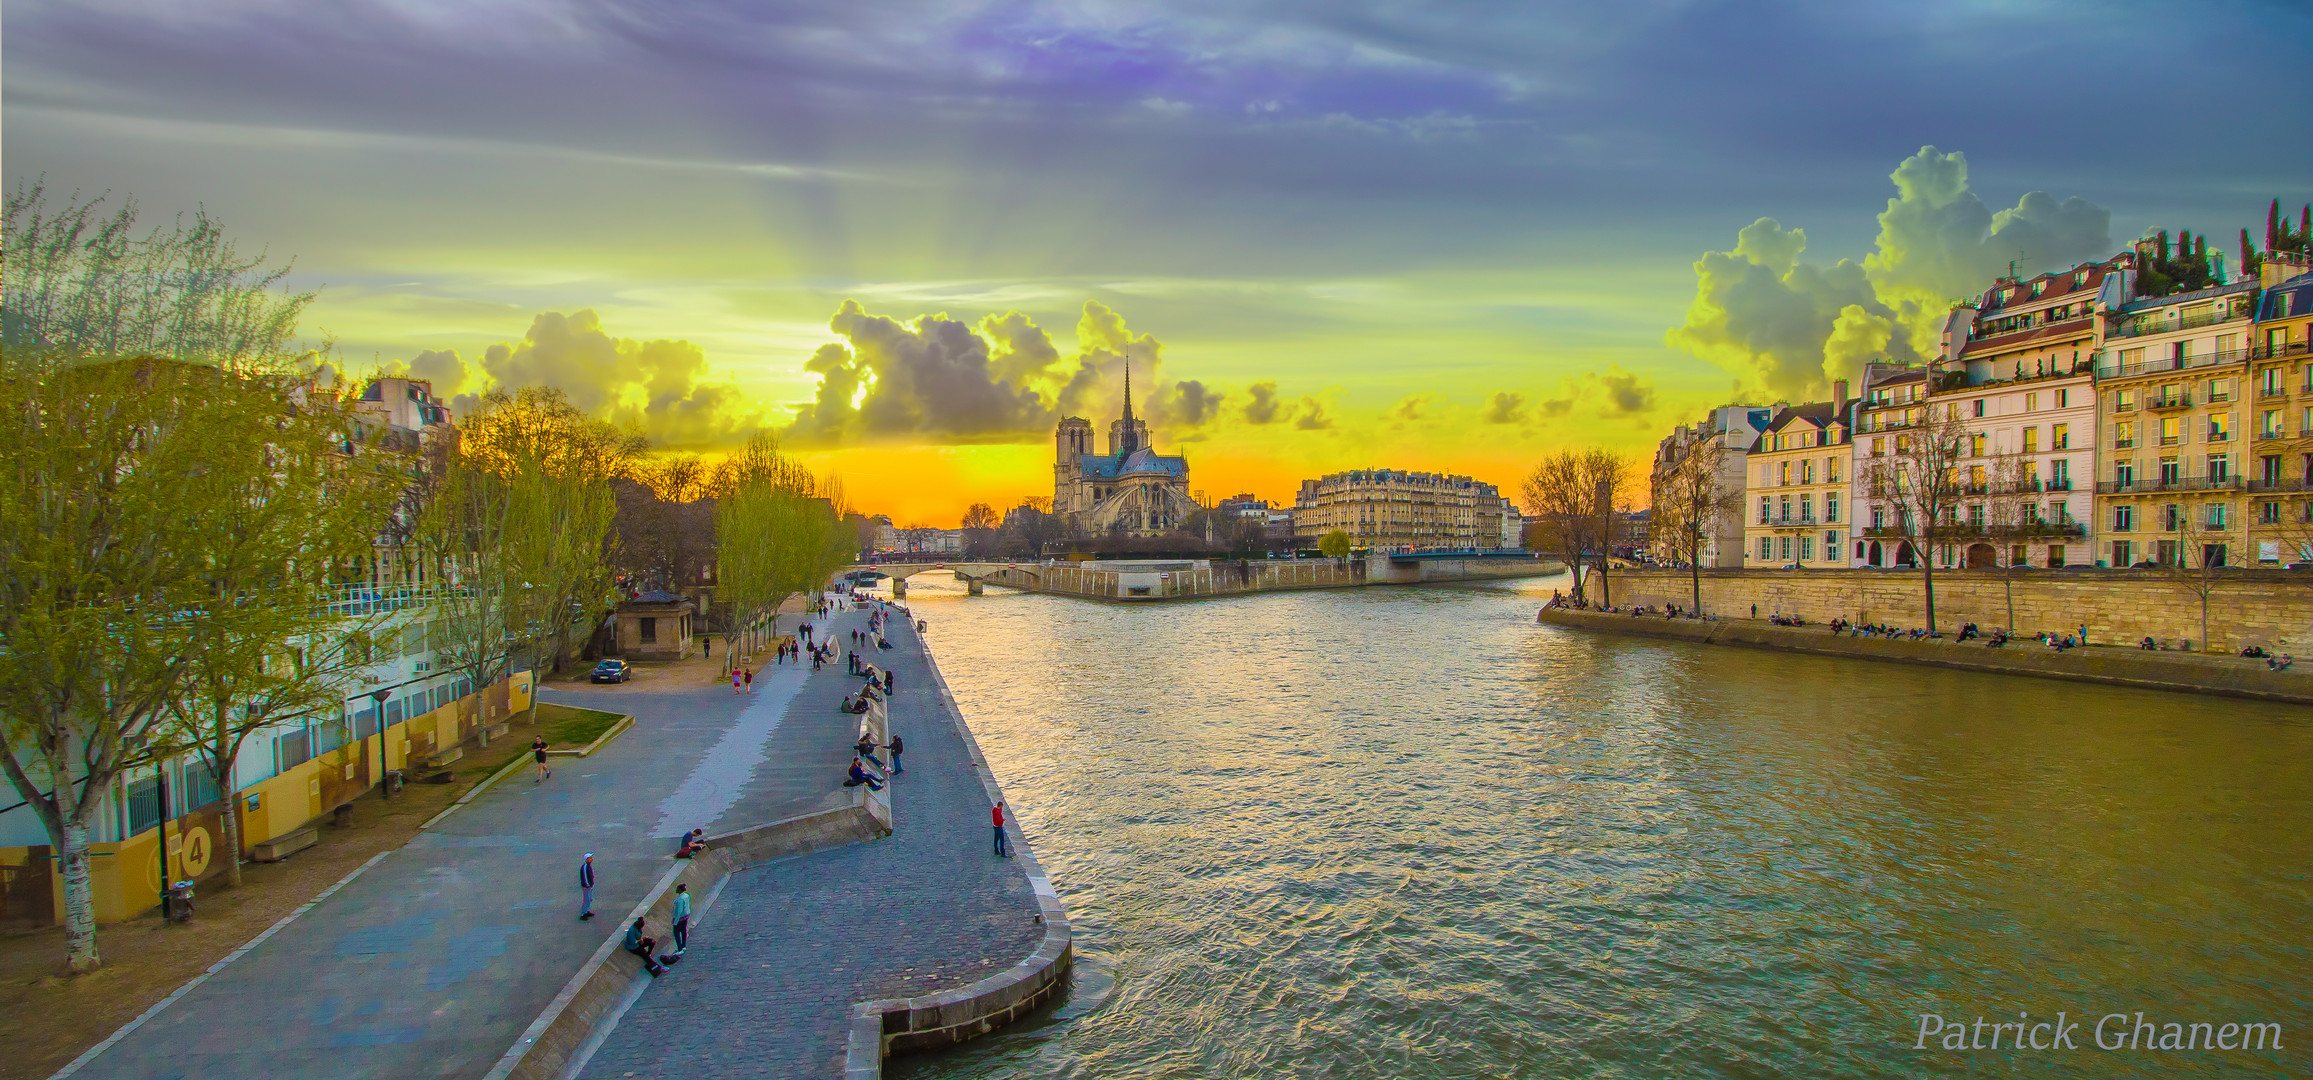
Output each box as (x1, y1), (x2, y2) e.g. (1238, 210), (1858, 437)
(978, 553), (1564, 601)
(1600, 566), (2313, 655)
(1539, 608), (2313, 705)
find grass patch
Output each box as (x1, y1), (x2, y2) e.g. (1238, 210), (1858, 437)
(536, 702), (627, 748)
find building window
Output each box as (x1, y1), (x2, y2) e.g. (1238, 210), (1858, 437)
(2111, 540), (2133, 567)
(1973, 399), (1986, 418)
(640, 617), (657, 644)
(1758, 496), (1771, 524)
(1871, 507), (1885, 530)
(1799, 535), (1815, 561)
(2159, 417), (2182, 446)
(1968, 504), (1986, 528)
(2025, 392), (2039, 413)
(2056, 388), (2069, 408)
(2208, 414), (2232, 442)
(2022, 427), (2039, 453)
(2115, 460), (2135, 487)
(1970, 434), (1987, 457)
(2051, 422), (2069, 449)
(2208, 454), (2231, 483)
(1826, 493), (1840, 522)
(1871, 437), (1885, 456)
(1827, 530), (1840, 552)
(1779, 536), (1792, 561)
(2114, 421), (2135, 449)
(2112, 505), (2133, 533)
(2163, 504), (2182, 531)
(2115, 387), (2137, 411)
(2260, 409), (2283, 439)
(1758, 537), (1773, 561)
(2264, 455), (2284, 485)
(2052, 459), (2070, 486)
(2159, 457), (2181, 485)
(2209, 503), (2230, 529)
(2262, 501), (2282, 525)
(1826, 456), (1841, 482)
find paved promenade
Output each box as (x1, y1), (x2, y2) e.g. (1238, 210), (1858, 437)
(63, 608), (866, 1080)
(576, 612), (1045, 1079)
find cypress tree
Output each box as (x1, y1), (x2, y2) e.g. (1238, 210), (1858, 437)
(2270, 198), (2283, 249)
(2242, 228), (2256, 278)
(2157, 228), (2171, 262)
(2194, 233), (2206, 267)
(2303, 205), (2312, 249)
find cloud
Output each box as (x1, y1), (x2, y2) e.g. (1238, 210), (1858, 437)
(1668, 146), (2112, 401)
(783, 298), (1231, 446)
(1593, 366), (1656, 416)
(1162, 379), (1226, 425)
(1865, 146), (2111, 355)
(409, 310), (758, 449)
(1482, 391), (1527, 424)
(785, 299), (1052, 446)
(1294, 396), (1334, 430)
(1244, 380), (1285, 424)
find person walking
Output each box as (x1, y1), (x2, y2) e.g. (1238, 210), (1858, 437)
(578, 854), (596, 920)
(732, 669), (743, 695)
(887, 733), (904, 774)
(744, 667), (754, 693)
(532, 735), (551, 782)
(671, 883), (692, 954)
(992, 801), (1010, 857)
(884, 668), (895, 694)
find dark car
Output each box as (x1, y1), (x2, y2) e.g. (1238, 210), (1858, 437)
(590, 659), (631, 684)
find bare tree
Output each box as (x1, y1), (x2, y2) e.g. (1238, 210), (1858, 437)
(1522, 448), (1635, 605)
(2161, 502), (2234, 653)
(1653, 437), (1744, 615)
(959, 502), (999, 557)
(1862, 405), (1971, 633)
(1979, 454), (2038, 632)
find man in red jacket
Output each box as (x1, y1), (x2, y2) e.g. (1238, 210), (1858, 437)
(991, 801), (1010, 858)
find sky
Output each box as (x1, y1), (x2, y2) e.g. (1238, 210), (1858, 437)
(8, 0), (2312, 524)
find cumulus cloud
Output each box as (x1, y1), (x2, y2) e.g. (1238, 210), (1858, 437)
(1294, 396), (1334, 430)
(1593, 366), (1656, 417)
(1384, 393), (1436, 427)
(474, 310), (759, 450)
(1244, 380), (1285, 424)
(408, 348), (470, 398)
(1669, 146), (2111, 400)
(1482, 391), (1527, 424)
(784, 298), (1243, 446)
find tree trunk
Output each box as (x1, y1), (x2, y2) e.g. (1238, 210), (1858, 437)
(1690, 557), (1702, 616)
(2004, 569), (2015, 631)
(2201, 592), (2210, 653)
(214, 759), (244, 888)
(1598, 555), (1612, 607)
(60, 815), (100, 973)
(1922, 556), (1939, 634)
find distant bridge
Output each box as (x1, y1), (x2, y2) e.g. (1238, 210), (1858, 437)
(840, 560), (1040, 596)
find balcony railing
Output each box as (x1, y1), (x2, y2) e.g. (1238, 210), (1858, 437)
(2147, 393), (2195, 410)
(2247, 478), (2313, 493)
(2261, 386), (2289, 400)
(2096, 477), (2244, 494)
(2096, 349), (2252, 378)
(2106, 309), (2250, 339)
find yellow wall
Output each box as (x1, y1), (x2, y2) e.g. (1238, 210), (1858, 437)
(12, 670), (536, 925)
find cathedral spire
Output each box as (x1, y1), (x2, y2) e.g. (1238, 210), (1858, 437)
(1121, 359), (1134, 421)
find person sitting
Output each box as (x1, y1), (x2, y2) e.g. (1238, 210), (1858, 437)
(855, 734), (887, 771)
(2140, 636), (2159, 651)
(844, 757), (885, 791)
(624, 918), (666, 976)
(674, 828), (706, 858)
(2274, 654), (2296, 671)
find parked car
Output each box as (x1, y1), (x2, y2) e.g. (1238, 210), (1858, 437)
(590, 659), (631, 684)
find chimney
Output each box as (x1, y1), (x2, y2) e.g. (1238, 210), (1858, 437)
(1833, 378), (1850, 417)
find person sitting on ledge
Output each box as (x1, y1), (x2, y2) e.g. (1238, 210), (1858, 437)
(2242, 645), (2270, 659)
(844, 757), (885, 791)
(625, 918), (666, 976)
(855, 733), (888, 771)
(674, 828), (705, 858)
(2270, 654), (2295, 671)
(2140, 636), (2159, 651)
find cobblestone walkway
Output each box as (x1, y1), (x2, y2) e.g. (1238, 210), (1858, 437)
(577, 610), (1045, 1080)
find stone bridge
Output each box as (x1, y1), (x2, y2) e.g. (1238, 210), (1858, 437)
(841, 560), (1041, 597)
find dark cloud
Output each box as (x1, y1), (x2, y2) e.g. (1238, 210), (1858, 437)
(1294, 396), (1333, 431)
(1595, 367), (1655, 417)
(785, 299), (1051, 446)
(1384, 394), (1434, 427)
(1163, 379), (1225, 425)
(1243, 380), (1285, 424)
(1482, 391), (1526, 424)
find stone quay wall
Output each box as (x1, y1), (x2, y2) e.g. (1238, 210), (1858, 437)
(1598, 567), (2313, 655)
(1538, 608), (2313, 705)
(985, 555), (1563, 602)
(845, 630), (1074, 1076)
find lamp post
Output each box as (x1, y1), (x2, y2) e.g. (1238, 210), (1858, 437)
(370, 688), (393, 799)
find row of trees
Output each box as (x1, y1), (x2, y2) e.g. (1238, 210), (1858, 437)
(714, 435), (857, 658)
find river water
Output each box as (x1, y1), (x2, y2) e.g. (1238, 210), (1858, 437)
(887, 573), (2309, 1078)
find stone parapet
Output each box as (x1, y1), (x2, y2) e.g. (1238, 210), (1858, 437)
(1539, 608), (2313, 704)
(1600, 566), (2313, 655)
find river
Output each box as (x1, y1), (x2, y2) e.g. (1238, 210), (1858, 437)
(885, 572), (2309, 1078)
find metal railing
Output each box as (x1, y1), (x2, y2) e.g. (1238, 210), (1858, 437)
(2096, 349), (2252, 378)
(2106, 310), (2250, 339)
(2096, 477), (2243, 494)
(2147, 392), (2195, 410)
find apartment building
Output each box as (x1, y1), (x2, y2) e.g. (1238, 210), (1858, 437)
(2094, 279), (2259, 568)
(2249, 260), (2313, 563)
(1744, 394), (1854, 568)
(1293, 469), (1507, 550)
(1851, 368), (1930, 566)
(1649, 405), (1771, 567)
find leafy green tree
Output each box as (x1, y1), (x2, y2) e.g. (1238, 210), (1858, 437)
(1318, 529), (1352, 559)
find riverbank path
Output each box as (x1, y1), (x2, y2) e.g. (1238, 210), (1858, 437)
(574, 608), (1047, 1080)
(60, 605), (869, 1080)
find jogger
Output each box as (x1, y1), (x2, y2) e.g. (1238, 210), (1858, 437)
(532, 736), (551, 782)
(578, 854), (596, 920)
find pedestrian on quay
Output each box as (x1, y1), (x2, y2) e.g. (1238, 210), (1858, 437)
(732, 669), (743, 695)
(888, 733), (904, 774)
(1750, 603), (1758, 620)
(992, 801), (1010, 857)
(671, 883), (692, 954)
(884, 668), (895, 694)
(533, 735), (551, 782)
(744, 667), (754, 693)
(578, 854), (596, 920)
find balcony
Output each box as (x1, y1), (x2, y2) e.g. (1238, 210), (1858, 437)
(2247, 478), (2313, 493)
(2261, 386), (2289, 401)
(2106, 309), (2250, 339)
(2113, 437), (2136, 449)
(2257, 428), (2288, 442)
(2096, 477), (2244, 494)
(2096, 349), (2251, 378)
(2146, 392), (2195, 411)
